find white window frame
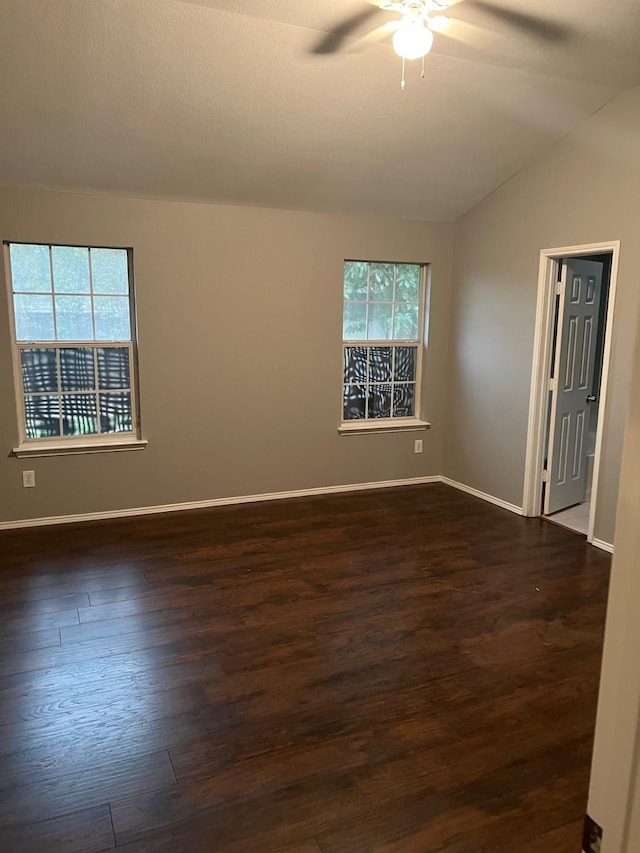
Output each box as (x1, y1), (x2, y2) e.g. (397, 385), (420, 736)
(4, 241), (147, 457)
(339, 260), (431, 435)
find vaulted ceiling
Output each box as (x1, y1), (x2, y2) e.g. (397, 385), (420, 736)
(0, 0), (639, 220)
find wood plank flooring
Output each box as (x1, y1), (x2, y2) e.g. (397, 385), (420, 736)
(0, 483), (610, 852)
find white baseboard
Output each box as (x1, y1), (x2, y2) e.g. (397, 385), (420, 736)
(440, 478), (615, 553)
(440, 476), (524, 516)
(0, 475), (441, 531)
(591, 538), (614, 554)
(2, 475), (610, 539)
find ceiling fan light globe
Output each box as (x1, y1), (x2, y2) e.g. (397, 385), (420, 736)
(392, 19), (434, 60)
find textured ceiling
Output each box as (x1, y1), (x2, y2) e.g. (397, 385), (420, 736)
(0, 0), (638, 221)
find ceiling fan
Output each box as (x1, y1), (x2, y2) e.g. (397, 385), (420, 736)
(312, 0), (571, 88)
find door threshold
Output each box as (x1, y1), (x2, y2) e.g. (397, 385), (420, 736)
(544, 505), (590, 536)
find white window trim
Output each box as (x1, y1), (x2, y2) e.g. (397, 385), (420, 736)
(12, 437), (148, 458)
(340, 261), (429, 433)
(4, 242), (145, 455)
(338, 418), (430, 436)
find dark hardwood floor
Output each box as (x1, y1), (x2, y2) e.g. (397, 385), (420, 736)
(0, 483), (610, 852)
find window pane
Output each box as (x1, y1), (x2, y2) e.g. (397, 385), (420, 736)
(343, 385), (366, 420)
(51, 246), (90, 294)
(100, 392), (133, 433)
(60, 348), (96, 391)
(343, 261), (368, 302)
(394, 265), (420, 302)
(343, 302), (367, 340)
(98, 347), (130, 389)
(368, 263), (394, 301)
(393, 303), (419, 340)
(55, 295), (93, 340)
(367, 303), (393, 340)
(94, 296), (131, 341)
(91, 249), (129, 295)
(369, 347), (392, 382)
(62, 394), (99, 436)
(393, 384), (416, 418)
(343, 347), (368, 385)
(368, 384), (392, 419)
(25, 395), (61, 438)
(13, 294), (55, 341)
(394, 346), (417, 382)
(21, 349), (58, 393)
(10, 244), (52, 293)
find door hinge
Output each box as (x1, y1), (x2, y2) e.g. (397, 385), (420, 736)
(555, 281), (564, 296)
(542, 469), (549, 483)
(548, 378), (557, 391)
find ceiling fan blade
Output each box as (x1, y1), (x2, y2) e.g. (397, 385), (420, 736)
(311, 5), (384, 55)
(463, 1), (571, 43)
(355, 20), (401, 49)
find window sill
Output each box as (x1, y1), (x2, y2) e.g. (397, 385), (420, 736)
(12, 438), (148, 458)
(338, 419), (430, 436)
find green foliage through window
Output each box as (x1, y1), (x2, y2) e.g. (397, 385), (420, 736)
(8, 243), (137, 441)
(342, 260), (426, 422)
(343, 261), (421, 342)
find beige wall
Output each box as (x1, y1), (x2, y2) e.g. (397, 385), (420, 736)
(0, 188), (453, 524)
(624, 734), (640, 853)
(445, 86), (640, 544)
(589, 308), (640, 853)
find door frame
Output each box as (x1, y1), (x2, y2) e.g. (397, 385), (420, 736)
(522, 241), (621, 543)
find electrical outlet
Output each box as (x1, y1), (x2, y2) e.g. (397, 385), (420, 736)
(22, 470), (36, 488)
(414, 439), (423, 454)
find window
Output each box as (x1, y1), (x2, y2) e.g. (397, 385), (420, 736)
(6, 243), (144, 455)
(341, 260), (428, 432)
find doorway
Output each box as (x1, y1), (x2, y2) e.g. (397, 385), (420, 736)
(522, 242), (620, 547)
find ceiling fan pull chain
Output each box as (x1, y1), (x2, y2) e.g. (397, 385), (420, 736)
(401, 56), (406, 90)
(421, 54), (425, 78)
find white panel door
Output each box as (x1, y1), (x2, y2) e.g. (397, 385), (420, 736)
(545, 259), (603, 515)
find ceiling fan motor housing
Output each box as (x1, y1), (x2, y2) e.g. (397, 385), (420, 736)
(380, 0), (450, 19)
